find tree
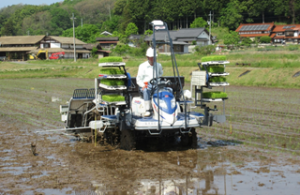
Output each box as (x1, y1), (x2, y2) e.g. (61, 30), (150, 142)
(112, 44), (130, 56)
(113, 0), (127, 15)
(49, 7), (72, 35)
(241, 37), (252, 47)
(220, 0), (246, 30)
(223, 30), (240, 46)
(190, 17), (207, 28)
(125, 22), (138, 36)
(62, 24), (99, 43)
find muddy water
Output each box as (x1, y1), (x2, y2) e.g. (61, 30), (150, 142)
(0, 78), (300, 194)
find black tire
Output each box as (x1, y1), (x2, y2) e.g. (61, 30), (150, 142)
(181, 128), (198, 149)
(120, 129), (136, 151)
(190, 128), (198, 149)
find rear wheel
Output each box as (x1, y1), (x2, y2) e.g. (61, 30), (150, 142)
(120, 129), (136, 151)
(181, 128), (197, 149)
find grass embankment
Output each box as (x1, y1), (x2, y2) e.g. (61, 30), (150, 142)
(0, 49), (300, 88)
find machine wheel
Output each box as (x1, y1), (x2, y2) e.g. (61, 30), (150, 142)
(120, 129), (136, 151)
(181, 128), (198, 149)
(190, 128), (198, 149)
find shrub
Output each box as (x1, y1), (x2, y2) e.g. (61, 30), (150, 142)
(195, 45), (216, 55)
(241, 37), (252, 47)
(260, 36), (271, 43)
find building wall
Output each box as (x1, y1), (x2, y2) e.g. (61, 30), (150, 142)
(51, 43), (61, 48)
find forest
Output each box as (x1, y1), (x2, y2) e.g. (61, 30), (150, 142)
(0, 0), (299, 43)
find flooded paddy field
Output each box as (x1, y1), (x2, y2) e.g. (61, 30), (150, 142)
(0, 78), (300, 194)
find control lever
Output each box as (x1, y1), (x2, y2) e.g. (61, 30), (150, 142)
(209, 105), (218, 111)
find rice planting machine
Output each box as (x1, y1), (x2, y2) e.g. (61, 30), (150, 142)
(59, 20), (230, 150)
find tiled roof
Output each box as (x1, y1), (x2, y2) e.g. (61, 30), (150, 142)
(272, 24), (300, 32)
(96, 37), (119, 41)
(236, 22), (274, 32)
(99, 41), (118, 44)
(0, 35), (45, 45)
(49, 36), (86, 45)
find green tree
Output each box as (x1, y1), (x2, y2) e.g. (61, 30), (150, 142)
(49, 7), (73, 35)
(125, 22), (138, 36)
(112, 44), (130, 56)
(241, 37), (252, 47)
(100, 15), (120, 33)
(220, 0), (246, 30)
(62, 24), (99, 43)
(190, 17), (207, 28)
(223, 30), (240, 46)
(113, 0), (127, 15)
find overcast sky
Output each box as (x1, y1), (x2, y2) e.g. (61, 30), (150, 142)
(0, 0), (62, 9)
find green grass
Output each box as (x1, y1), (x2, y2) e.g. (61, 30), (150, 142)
(100, 68), (124, 75)
(102, 94), (125, 102)
(201, 55), (227, 62)
(99, 57), (123, 63)
(100, 79), (125, 86)
(202, 91), (228, 99)
(209, 76), (227, 82)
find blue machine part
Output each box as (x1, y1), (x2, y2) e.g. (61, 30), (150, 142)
(126, 73), (131, 87)
(153, 91), (177, 114)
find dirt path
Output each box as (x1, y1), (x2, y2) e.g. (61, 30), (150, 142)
(0, 78), (300, 194)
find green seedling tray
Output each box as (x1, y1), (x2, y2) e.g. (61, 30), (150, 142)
(206, 66), (225, 73)
(100, 79), (125, 86)
(201, 55), (227, 62)
(99, 57), (123, 63)
(102, 94), (125, 102)
(100, 68), (124, 75)
(209, 76), (227, 82)
(202, 91), (228, 99)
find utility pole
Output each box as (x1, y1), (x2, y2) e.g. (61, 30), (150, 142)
(27, 30), (30, 35)
(71, 13), (76, 62)
(81, 18), (83, 27)
(208, 11), (212, 45)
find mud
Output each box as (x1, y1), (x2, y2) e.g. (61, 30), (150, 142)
(0, 78), (300, 194)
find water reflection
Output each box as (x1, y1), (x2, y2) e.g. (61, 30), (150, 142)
(71, 145), (300, 195)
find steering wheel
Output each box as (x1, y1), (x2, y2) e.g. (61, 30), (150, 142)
(149, 78), (158, 85)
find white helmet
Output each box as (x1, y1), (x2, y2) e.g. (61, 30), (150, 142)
(146, 47), (157, 57)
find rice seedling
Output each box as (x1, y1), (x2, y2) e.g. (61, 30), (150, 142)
(100, 79), (125, 86)
(202, 91), (228, 99)
(99, 68), (124, 75)
(101, 95), (125, 102)
(99, 57), (123, 63)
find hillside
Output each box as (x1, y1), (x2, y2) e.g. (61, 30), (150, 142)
(0, 0), (299, 39)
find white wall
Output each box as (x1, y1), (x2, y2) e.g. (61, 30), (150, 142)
(51, 43), (61, 48)
(184, 45), (189, 53)
(40, 44), (44, 48)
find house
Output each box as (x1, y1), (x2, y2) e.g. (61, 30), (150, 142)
(144, 28), (212, 54)
(270, 24), (300, 44)
(0, 35), (90, 60)
(235, 22), (275, 40)
(100, 31), (113, 36)
(83, 43), (110, 59)
(0, 35), (45, 60)
(96, 37), (119, 48)
(33, 36), (90, 59)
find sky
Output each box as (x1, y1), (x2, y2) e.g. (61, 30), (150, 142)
(0, 0), (62, 9)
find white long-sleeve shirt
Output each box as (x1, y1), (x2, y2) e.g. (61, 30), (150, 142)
(136, 61), (163, 88)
